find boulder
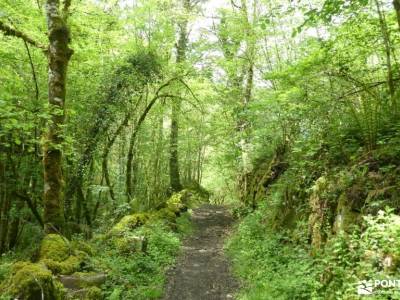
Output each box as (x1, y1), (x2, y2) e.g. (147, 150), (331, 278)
(0, 262), (65, 300)
(59, 272), (107, 290)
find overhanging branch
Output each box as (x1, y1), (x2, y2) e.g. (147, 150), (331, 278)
(0, 20), (46, 51)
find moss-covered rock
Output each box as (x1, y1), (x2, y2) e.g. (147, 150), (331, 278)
(166, 193), (186, 214)
(155, 208), (176, 223)
(38, 234), (90, 275)
(71, 239), (95, 256)
(41, 254), (83, 275)
(107, 213), (151, 254)
(0, 262), (65, 300)
(84, 286), (103, 300)
(109, 213), (151, 236)
(308, 176), (329, 254)
(333, 193), (361, 234)
(39, 234), (71, 262)
(59, 272), (107, 289)
(112, 234), (148, 254)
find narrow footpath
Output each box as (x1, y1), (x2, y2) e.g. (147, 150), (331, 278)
(162, 204), (238, 300)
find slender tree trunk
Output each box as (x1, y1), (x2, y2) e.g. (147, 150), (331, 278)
(169, 0), (190, 192)
(153, 116), (164, 198)
(125, 80), (178, 199)
(237, 0), (256, 204)
(126, 125), (139, 200)
(8, 198), (22, 250)
(43, 0), (73, 233)
(102, 112), (131, 202)
(0, 208), (10, 254)
(169, 99), (183, 192)
(0, 187), (11, 254)
(375, 0), (396, 108)
(394, 0), (400, 31)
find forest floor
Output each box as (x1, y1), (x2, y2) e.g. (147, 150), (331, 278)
(162, 204), (238, 300)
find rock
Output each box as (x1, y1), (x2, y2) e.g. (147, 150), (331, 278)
(39, 234), (71, 262)
(333, 193), (360, 234)
(308, 176), (328, 254)
(0, 262), (65, 300)
(110, 234), (148, 254)
(38, 234), (91, 275)
(109, 213), (151, 236)
(59, 272), (107, 290)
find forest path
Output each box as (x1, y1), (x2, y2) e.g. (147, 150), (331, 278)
(162, 204), (238, 300)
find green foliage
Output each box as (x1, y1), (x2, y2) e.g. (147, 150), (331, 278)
(2, 0), (400, 298)
(229, 204), (400, 299)
(97, 221), (181, 300)
(313, 210), (400, 299)
(227, 204), (316, 300)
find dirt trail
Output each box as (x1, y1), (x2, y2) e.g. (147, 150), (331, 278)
(162, 204), (238, 300)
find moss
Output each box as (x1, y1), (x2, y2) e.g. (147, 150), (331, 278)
(39, 234), (70, 262)
(112, 235), (147, 254)
(108, 213), (151, 254)
(183, 181), (210, 201)
(109, 213), (151, 236)
(84, 286), (102, 300)
(0, 262), (65, 300)
(71, 239), (95, 256)
(308, 176), (329, 254)
(166, 193), (186, 213)
(38, 234), (90, 275)
(41, 254), (82, 275)
(156, 208), (176, 223)
(69, 272), (107, 287)
(333, 193), (361, 234)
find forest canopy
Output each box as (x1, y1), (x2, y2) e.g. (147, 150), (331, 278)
(1, 0), (400, 299)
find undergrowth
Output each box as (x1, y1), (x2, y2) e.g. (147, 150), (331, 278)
(226, 203), (316, 300)
(93, 212), (192, 300)
(227, 204), (400, 299)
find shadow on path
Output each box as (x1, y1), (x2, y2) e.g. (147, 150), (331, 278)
(162, 204), (238, 300)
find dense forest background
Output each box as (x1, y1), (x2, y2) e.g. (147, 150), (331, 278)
(1, 0), (400, 299)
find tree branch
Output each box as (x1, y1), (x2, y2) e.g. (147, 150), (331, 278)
(15, 193), (44, 228)
(0, 21), (46, 51)
(23, 42), (40, 102)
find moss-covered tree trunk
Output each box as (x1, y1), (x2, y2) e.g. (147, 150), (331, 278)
(394, 0), (400, 31)
(43, 0), (73, 233)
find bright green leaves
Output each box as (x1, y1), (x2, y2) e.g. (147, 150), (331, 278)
(304, 0), (370, 25)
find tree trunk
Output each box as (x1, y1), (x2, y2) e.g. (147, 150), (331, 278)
(126, 125), (139, 200)
(43, 0), (73, 233)
(394, 0), (400, 31)
(375, 0), (396, 109)
(102, 112), (131, 202)
(237, 0), (256, 203)
(169, 0), (190, 192)
(125, 79), (178, 199)
(169, 99), (183, 192)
